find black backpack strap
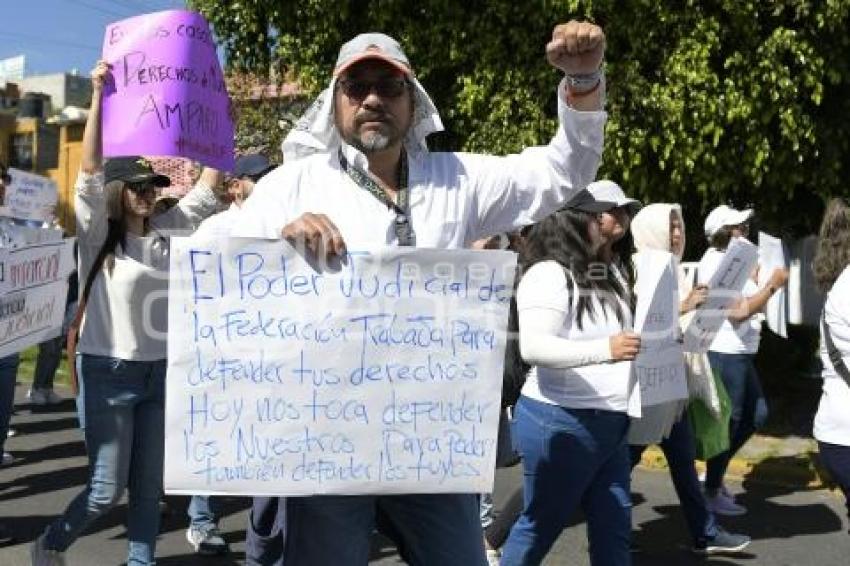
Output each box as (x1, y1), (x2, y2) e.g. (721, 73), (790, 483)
(821, 310), (850, 387)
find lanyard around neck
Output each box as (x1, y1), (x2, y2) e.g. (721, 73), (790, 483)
(338, 148), (416, 246)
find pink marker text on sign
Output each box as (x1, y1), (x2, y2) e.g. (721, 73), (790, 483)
(101, 10), (234, 171)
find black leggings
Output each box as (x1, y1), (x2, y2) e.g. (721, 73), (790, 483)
(819, 441), (850, 531)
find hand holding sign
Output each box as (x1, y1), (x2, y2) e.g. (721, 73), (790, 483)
(610, 332), (640, 361)
(282, 213), (348, 260)
(91, 60), (112, 93)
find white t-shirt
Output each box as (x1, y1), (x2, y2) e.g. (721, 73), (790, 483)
(698, 246), (763, 354)
(517, 261), (632, 412)
(814, 266), (850, 447)
(233, 97), (605, 247)
(75, 171), (218, 361)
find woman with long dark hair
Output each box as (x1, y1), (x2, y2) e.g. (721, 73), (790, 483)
(812, 198), (850, 532)
(31, 61), (222, 565)
(500, 190), (640, 566)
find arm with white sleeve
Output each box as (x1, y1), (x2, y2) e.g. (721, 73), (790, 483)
(151, 167), (222, 233)
(74, 60), (109, 248)
(468, 21), (607, 240)
(517, 261), (640, 368)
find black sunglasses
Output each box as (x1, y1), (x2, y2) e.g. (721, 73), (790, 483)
(126, 181), (157, 195)
(337, 77), (408, 100)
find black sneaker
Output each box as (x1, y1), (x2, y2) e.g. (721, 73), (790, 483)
(693, 527), (751, 555)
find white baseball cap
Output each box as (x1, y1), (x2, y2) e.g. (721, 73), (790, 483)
(334, 33), (413, 77)
(703, 204), (754, 238)
(586, 180), (642, 214)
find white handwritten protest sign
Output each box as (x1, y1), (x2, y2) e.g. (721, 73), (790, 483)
(0, 239), (75, 357)
(165, 237), (517, 496)
(683, 238), (759, 353)
(758, 231), (789, 338)
(4, 168), (58, 223)
(632, 250), (687, 407)
(101, 10), (234, 170)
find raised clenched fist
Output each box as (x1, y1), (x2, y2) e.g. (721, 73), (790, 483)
(546, 21), (605, 75)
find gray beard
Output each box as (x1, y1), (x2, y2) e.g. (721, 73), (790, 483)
(353, 131), (393, 154)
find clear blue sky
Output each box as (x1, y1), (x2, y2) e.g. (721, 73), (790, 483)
(1, 0), (188, 76)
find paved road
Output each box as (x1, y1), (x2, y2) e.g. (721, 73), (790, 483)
(2, 385), (849, 565)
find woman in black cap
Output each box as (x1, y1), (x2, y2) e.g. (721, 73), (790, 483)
(501, 191), (641, 565)
(31, 60), (222, 566)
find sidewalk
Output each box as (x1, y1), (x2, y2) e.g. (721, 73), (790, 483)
(639, 428), (825, 489)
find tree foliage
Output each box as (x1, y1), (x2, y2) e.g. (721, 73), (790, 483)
(191, 0), (850, 237)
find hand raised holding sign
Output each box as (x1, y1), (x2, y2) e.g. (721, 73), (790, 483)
(282, 213), (348, 260)
(91, 60), (113, 94)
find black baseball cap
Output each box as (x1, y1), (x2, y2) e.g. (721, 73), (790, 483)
(233, 154), (272, 179)
(563, 189), (617, 213)
(104, 156), (170, 187)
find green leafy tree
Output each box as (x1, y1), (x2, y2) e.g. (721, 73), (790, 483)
(191, 0), (850, 239)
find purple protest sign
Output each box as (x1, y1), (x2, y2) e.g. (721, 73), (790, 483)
(101, 10), (234, 171)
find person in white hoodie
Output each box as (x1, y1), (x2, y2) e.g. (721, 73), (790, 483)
(812, 198), (850, 532)
(628, 203), (750, 555)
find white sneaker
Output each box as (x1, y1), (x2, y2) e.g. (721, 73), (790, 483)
(485, 548), (501, 566)
(28, 388), (48, 406)
(186, 525), (229, 555)
(705, 491), (747, 516)
(1, 452), (13, 467)
(30, 532), (66, 566)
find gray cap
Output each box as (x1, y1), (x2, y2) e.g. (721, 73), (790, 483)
(334, 32), (413, 77)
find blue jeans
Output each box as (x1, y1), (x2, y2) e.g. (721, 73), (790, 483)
(630, 414), (717, 547)
(501, 396), (631, 566)
(188, 495), (219, 530)
(0, 354), (21, 453)
(705, 352), (768, 491)
(44, 354), (166, 566)
(284, 493), (486, 565)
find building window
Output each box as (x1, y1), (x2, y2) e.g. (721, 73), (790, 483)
(9, 132), (34, 170)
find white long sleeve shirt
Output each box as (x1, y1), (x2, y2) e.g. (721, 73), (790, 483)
(76, 171), (218, 360)
(234, 88), (605, 246)
(517, 261), (632, 412)
(814, 266), (850, 447)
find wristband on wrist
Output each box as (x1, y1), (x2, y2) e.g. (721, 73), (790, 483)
(566, 68), (603, 94)
(565, 71), (604, 107)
